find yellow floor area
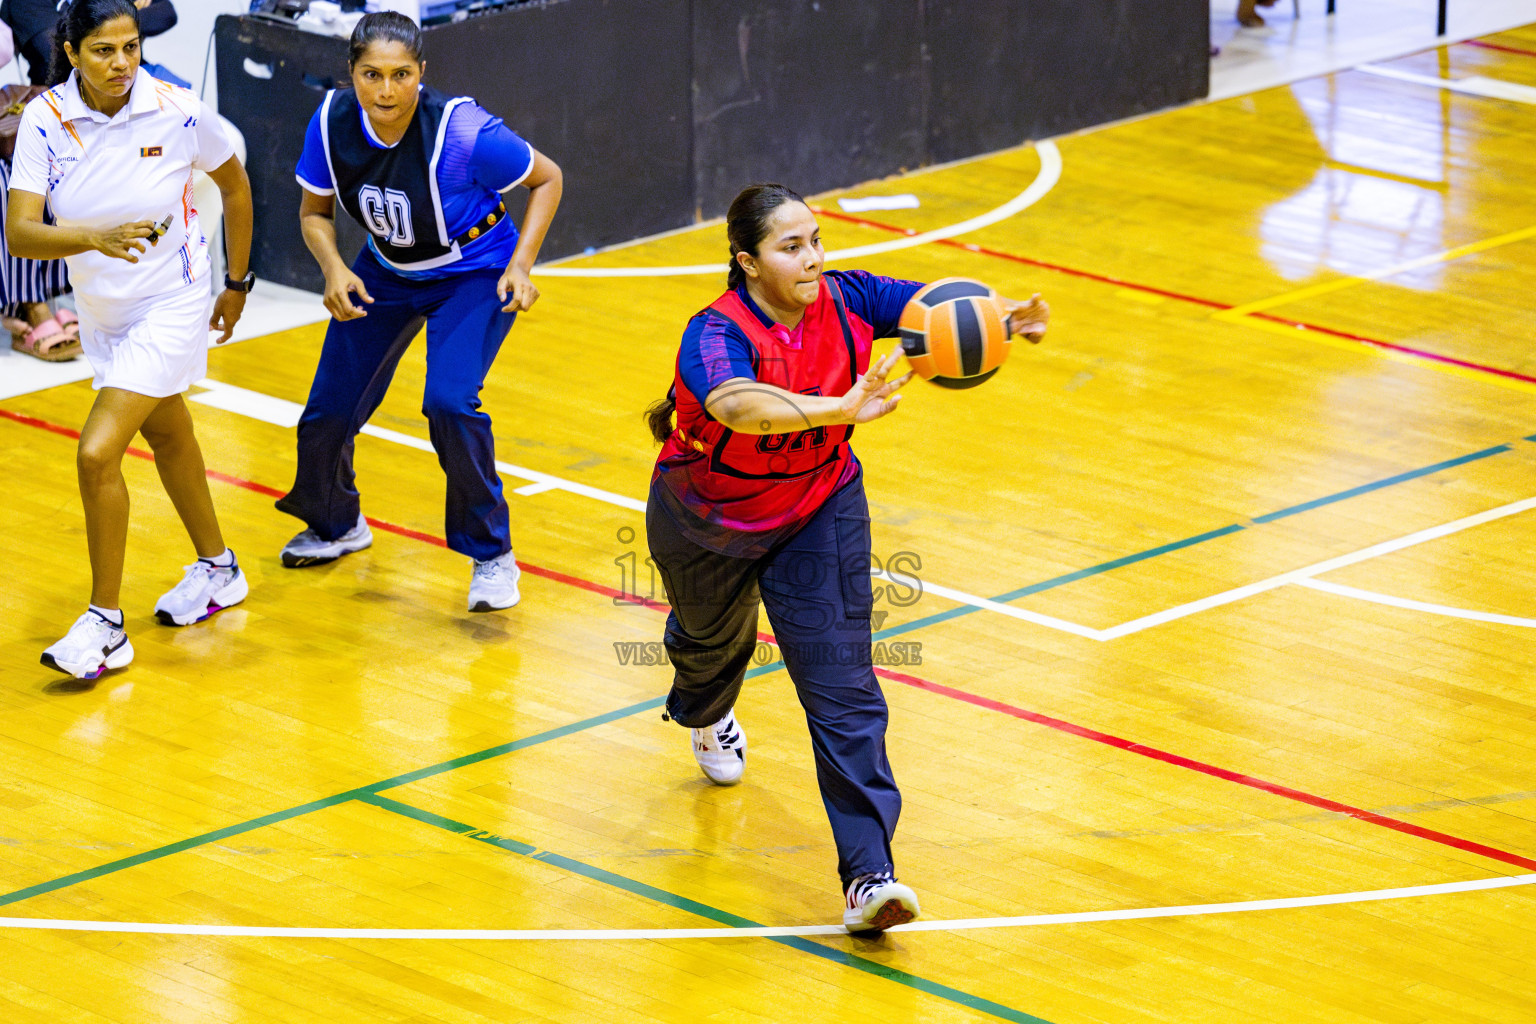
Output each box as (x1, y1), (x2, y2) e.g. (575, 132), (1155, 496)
(2, 27), (1535, 1024)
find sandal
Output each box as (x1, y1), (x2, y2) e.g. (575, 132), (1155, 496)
(10, 315), (81, 362)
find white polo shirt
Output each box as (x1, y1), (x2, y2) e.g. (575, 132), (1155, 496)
(9, 68), (236, 301)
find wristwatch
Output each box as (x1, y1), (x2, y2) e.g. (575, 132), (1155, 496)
(225, 271), (256, 293)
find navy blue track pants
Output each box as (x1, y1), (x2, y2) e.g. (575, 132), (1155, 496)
(647, 473), (902, 886)
(277, 254), (516, 561)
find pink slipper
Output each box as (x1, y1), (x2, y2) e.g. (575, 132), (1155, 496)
(10, 315), (81, 362)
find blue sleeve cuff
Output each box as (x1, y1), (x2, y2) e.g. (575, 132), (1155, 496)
(295, 106), (334, 194)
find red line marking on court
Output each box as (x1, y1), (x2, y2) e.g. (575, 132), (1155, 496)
(7, 404), (1532, 873)
(1463, 39), (1536, 58)
(205, 470), (283, 499)
(810, 207), (1536, 385)
(814, 206), (1227, 309)
(873, 666), (1536, 873)
(0, 406), (666, 602)
(1248, 313), (1536, 384)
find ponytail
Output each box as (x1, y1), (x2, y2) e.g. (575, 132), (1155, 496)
(49, 24), (67, 87)
(645, 393), (676, 445)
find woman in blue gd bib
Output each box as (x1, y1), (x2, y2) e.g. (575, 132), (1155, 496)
(278, 11), (562, 612)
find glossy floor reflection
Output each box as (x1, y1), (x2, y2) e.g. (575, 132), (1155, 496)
(3, 22), (1536, 1024)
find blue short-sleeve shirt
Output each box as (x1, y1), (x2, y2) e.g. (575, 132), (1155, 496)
(676, 269), (920, 401)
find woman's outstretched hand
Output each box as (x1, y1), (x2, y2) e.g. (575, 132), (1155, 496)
(1002, 293), (1050, 343)
(839, 348), (915, 424)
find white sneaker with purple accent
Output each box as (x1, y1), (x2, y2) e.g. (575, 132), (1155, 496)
(41, 610), (133, 679)
(154, 553), (249, 626)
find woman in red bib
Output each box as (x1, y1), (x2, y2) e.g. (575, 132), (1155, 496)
(645, 183), (1049, 933)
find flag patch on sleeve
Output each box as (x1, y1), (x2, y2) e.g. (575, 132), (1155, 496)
(140, 146), (163, 157)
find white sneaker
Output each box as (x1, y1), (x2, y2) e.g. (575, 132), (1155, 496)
(155, 553), (249, 626)
(691, 709), (746, 785)
(42, 610), (134, 679)
(469, 549), (521, 612)
(844, 872), (920, 934)
(281, 513), (373, 568)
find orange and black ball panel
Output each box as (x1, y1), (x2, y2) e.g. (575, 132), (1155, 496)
(899, 277), (1011, 389)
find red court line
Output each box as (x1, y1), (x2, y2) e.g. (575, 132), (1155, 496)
(874, 667), (1536, 873)
(1463, 39), (1536, 59)
(811, 207), (1536, 386)
(1248, 313), (1536, 384)
(6, 403), (1532, 874)
(0, 406), (665, 604)
(814, 206), (1227, 309)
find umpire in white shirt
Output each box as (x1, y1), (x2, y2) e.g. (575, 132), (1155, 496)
(7, 0), (257, 680)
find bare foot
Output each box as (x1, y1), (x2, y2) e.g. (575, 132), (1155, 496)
(1237, 0), (1266, 26)
(19, 301), (52, 329)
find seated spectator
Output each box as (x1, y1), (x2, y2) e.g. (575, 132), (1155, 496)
(1, 0), (59, 84)
(0, 10), (74, 360)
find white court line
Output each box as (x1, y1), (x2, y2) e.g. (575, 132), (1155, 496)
(532, 142), (1062, 278)
(878, 495), (1536, 642)
(187, 386), (1536, 640)
(187, 377), (1099, 625)
(873, 569), (1105, 640)
(190, 379), (646, 513)
(1356, 63), (1536, 104)
(1, 872), (1529, 940)
(1294, 578), (1536, 628)
(1096, 496), (1536, 640)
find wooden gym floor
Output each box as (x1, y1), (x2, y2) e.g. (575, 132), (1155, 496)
(3, 27), (1535, 1024)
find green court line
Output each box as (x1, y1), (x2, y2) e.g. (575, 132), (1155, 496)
(868, 437), (1527, 643)
(359, 793), (1056, 1024)
(0, 696), (664, 909)
(5, 434), (1530, 909)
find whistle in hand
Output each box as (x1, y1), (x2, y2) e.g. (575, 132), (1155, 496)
(146, 214), (173, 246)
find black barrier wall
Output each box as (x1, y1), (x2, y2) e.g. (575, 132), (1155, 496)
(422, 3), (695, 266)
(215, 17), (359, 292)
(925, 0), (1210, 162)
(217, 2), (1206, 291)
(690, 2), (927, 217)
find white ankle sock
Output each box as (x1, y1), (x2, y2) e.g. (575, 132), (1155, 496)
(200, 548), (235, 567)
(88, 604), (123, 627)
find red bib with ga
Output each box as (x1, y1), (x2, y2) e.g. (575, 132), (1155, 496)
(656, 276), (869, 534)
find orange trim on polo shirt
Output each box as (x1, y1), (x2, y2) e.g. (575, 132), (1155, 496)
(41, 92), (84, 152)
